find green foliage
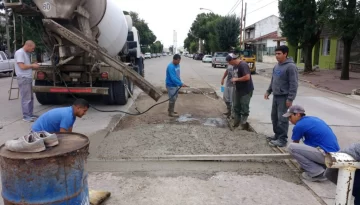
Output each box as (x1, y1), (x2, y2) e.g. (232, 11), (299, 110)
(184, 13), (239, 53)
(324, 0), (360, 41)
(278, 0), (326, 72)
(279, 0), (324, 48)
(323, 0), (360, 80)
(215, 15), (240, 51)
(126, 11), (157, 46)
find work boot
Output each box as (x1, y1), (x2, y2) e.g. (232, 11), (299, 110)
(240, 116), (249, 130)
(269, 139), (287, 147)
(223, 102), (231, 117)
(301, 172), (327, 182)
(266, 136), (278, 141)
(233, 115), (241, 128)
(5, 134), (46, 153)
(168, 103), (179, 117)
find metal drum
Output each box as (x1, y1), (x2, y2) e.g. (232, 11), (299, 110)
(0, 133), (90, 205)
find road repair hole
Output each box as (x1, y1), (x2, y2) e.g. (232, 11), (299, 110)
(87, 92), (323, 205)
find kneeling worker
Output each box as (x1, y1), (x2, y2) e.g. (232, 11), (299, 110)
(32, 99), (89, 133)
(284, 105), (340, 182)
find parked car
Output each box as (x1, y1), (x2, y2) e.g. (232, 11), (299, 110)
(202, 55), (212, 63)
(0, 51), (15, 74)
(195, 53), (204, 60)
(157, 53), (161, 57)
(212, 52), (229, 68)
(151, 53), (157, 58)
(162, 53), (167, 56)
(144, 52), (151, 59)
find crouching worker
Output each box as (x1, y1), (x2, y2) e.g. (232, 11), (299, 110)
(32, 99), (89, 133)
(284, 105), (340, 182)
(221, 65), (234, 117)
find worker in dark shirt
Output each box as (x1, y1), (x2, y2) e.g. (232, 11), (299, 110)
(226, 53), (254, 130)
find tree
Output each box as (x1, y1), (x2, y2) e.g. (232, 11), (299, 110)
(124, 11), (157, 46)
(188, 13), (221, 53)
(190, 41), (198, 53)
(325, 0), (360, 80)
(279, 0), (326, 72)
(215, 15), (241, 51)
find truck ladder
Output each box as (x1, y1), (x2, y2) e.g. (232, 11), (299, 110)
(8, 64), (19, 100)
(42, 19), (163, 102)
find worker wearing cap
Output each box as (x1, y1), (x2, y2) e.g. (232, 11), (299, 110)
(226, 53), (254, 129)
(284, 105), (340, 182)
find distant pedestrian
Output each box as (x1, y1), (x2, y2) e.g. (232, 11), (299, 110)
(284, 105), (340, 182)
(221, 65), (234, 117)
(14, 40), (40, 122)
(265, 45), (298, 147)
(165, 54), (188, 117)
(226, 53), (254, 130)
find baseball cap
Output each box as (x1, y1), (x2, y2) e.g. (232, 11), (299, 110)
(282, 105), (305, 117)
(225, 53), (238, 62)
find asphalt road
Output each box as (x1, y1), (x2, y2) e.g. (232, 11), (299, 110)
(0, 55), (359, 204)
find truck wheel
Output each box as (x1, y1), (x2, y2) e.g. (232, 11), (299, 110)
(34, 80), (66, 105)
(102, 81), (115, 105)
(127, 79), (134, 97)
(113, 78), (128, 105)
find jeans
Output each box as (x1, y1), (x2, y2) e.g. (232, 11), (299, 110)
(233, 91), (253, 120)
(287, 143), (326, 177)
(271, 95), (289, 142)
(167, 86), (179, 103)
(17, 77), (34, 118)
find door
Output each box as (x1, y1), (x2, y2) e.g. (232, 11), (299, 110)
(0, 52), (8, 72)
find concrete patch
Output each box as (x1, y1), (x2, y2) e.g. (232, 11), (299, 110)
(88, 172), (321, 205)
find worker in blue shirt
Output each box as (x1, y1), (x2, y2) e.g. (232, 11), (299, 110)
(165, 54), (187, 117)
(283, 105), (340, 182)
(32, 99), (89, 133)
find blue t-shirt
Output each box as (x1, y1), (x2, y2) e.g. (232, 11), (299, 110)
(32, 106), (76, 133)
(165, 63), (182, 87)
(292, 116), (340, 153)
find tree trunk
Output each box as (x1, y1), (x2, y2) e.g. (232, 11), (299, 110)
(303, 45), (313, 73)
(340, 39), (352, 80)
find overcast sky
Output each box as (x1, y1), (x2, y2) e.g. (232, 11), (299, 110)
(119, 0), (279, 48)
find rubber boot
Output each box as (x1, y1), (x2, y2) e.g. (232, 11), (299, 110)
(223, 102), (231, 117)
(168, 103), (179, 117)
(240, 115), (249, 130)
(233, 115), (241, 128)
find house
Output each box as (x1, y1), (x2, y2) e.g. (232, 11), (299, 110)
(291, 27), (360, 71)
(243, 15), (285, 63)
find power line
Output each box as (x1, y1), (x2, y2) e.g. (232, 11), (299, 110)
(227, 0), (241, 15)
(246, 0), (277, 15)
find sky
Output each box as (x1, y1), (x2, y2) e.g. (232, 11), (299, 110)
(119, 0), (279, 48)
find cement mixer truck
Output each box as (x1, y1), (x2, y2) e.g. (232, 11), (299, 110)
(4, 0), (162, 105)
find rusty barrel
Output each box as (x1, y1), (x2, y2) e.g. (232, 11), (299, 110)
(0, 133), (90, 205)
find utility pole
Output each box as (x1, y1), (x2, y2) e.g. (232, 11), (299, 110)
(243, 2), (247, 49)
(239, 0), (243, 49)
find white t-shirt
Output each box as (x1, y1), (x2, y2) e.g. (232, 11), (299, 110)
(14, 48), (32, 78)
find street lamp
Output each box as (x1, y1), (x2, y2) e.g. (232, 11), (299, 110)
(199, 8), (214, 13)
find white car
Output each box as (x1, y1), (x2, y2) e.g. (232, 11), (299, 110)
(144, 53), (151, 59)
(202, 55), (212, 63)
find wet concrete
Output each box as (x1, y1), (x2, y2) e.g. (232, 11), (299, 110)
(89, 89), (323, 205)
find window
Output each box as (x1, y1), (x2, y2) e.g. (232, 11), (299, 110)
(322, 37), (331, 56)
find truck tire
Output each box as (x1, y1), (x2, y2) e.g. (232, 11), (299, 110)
(102, 81), (115, 105)
(113, 78), (128, 105)
(34, 80), (66, 105)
